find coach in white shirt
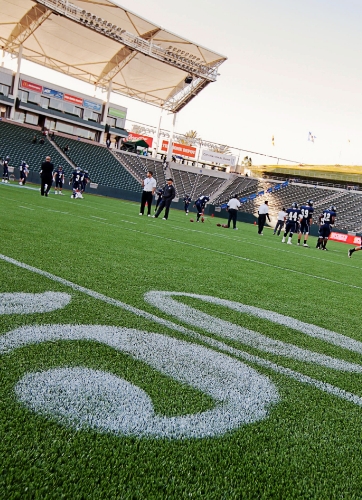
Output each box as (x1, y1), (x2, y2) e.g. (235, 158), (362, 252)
(257, 200), (271, 235)
(139, 170), (157, 216)
(273, 207), (287, 236)
(226, 194), (241, 230)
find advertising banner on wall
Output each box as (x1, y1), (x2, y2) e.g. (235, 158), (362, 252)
(127, 132), (153, 147)
(329, 232), (361, 245)
(109, 107), (127, 119)
(20, 80), (42, 93)
(201, 150), (236, 166)
(43, 87), (64, 100)
(64, 93), (83, 106)
(83, 99), (102, 112)
(161, 140), (197, 158)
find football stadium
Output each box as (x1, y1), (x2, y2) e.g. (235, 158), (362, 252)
(1, 1), (362, 498)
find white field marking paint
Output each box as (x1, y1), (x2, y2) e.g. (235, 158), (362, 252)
(0, 292), (71, 315)
(19, 206), (35, 210)
(9, 325), (278, 438)
(2, 255), (362, 408)
(144, 292), (362, 371)
(90, 216), (107, 220)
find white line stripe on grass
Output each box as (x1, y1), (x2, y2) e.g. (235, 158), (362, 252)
(1, 252), (362, 409)
(90, 216), (107, 220)
(19, 206), (34, 210)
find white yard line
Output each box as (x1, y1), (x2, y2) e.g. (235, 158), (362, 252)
(1, 252), (362, 409)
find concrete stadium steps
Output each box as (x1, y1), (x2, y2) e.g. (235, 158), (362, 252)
(0, 121), (71, 177)
(54, 136), (141, 192)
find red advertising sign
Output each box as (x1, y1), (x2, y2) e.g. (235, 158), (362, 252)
(161, 140), (197, 158)
(329, 232), (361, 245)
(64, 93), (83, 106)
(20, 80), (42, 93)
(127, 132), (153, 148)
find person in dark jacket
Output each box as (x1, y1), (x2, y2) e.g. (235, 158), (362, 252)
(153, 178), (176, 220)
(40, 156), (54, 196)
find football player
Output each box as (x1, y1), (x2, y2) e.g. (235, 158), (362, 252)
(2, 155), (10, 183)
(183, 194), (192, 214)
(297, 200), (314, 247)
(19, 161), (29, 185)
(316, 205), (336, 250)
(70, 168), (84, 199)
(53, 166), (64, 195)
(81, 170), (90, 194)
(195, 195), (210, 222)
(348, 244), (362, 258)
(282, 202), (302, 245)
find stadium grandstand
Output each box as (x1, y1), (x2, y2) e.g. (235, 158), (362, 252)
(1, 0), (362, 235)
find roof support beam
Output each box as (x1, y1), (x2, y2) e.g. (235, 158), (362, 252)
(34, 0), (218, 82)
(3, 4), (52, 52)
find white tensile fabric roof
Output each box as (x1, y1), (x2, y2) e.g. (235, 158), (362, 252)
(0, 0), (227, 112)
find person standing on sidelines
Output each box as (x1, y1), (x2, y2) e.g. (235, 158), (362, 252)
(139, 170), (156, 216)
(53, 165), (64, 195)
(226, 194), (241, 230)
(2, 155), (10, 183)
(273, 207), (286, 236)
(257, 200), (271, 235)
(154, 187), (164, 212)
(153, 178), (176, 220)
(40, 155), (54, 196)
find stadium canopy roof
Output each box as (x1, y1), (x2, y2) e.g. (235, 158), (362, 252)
(0, 0), (227, 112)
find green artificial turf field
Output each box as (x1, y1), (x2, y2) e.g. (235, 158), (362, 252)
(1, 183), (362, 499)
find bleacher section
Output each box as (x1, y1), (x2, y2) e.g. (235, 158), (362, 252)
(213, 176), (259, 205)
(54, 136), (141, 192)
(238, 182), (362, 233)
(0, 121), (71, 178)
(113, 151), (166, 190)
(113, 150), (226, 200)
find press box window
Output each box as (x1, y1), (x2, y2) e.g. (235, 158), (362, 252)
(27, 91), (41, 104)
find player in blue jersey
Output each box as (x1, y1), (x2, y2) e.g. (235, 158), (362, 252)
(183, 194), (192, 214)
(19, 161), (29, 185)
(81, 170), (90, 195)
(53, 166), (64, 195)
(2, 156), (10, 183)
(70, 168), (84, 199)
(316, 206), (336, 250)
(195, 195), (209, 222)
(282, 202), (302, 245)
(297, 200), (314, 247)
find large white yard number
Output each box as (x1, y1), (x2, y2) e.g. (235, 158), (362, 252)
(1, 291), (362, 439)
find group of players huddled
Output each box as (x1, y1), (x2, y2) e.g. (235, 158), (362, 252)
(56, 167), (90, 199)
(277, 200), (337, 251)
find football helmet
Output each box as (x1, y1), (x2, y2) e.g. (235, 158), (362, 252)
(308, 200), (314, 206)
(329, 205), (336, 211)
(292, 202), (298, 208)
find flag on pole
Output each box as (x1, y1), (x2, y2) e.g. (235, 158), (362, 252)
(308, 132), (316, 143)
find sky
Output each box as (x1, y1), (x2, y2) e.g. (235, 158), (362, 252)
(3, 0), (362, 165)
